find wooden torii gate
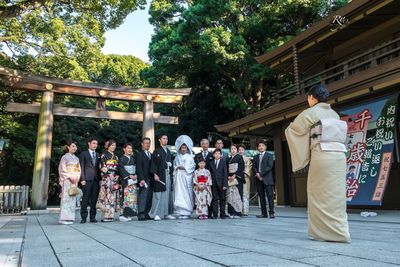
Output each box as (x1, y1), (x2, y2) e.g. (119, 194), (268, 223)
(0, 67), (191, 209)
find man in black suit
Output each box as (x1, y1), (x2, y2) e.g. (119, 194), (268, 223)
(194, 138), (213, 169)
(136, 137), (153, 221)
(209, 149), (228, 219)
(79, 138), (100, 223)
(253, 140), (275, 219)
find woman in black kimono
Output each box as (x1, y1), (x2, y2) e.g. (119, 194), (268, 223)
(227, 144), (245, 218)
(118, 143), (138, 222)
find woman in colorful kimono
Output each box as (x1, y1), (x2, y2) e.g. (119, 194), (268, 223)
(58, 140), (81, 225)
(285, 84), (351, 243)
(193, 158), (212, 220)
(227, 144), (244, 218)
(118, 143), (138, 222)
(173, 135), (196, 219)
(97, 140), (119, 222)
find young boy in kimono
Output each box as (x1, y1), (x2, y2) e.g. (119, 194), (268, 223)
(193, 159), (212, 220)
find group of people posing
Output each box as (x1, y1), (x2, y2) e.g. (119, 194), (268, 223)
(58, 134), (275, 224)
(58, 83), (351, 243)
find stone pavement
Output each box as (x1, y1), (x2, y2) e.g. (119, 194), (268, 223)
(1, 207), (399, 267)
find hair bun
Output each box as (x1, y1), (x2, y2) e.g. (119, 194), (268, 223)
(308, 84), (329, 102)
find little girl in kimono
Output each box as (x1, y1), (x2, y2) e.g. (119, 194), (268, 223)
(193, 159), (212, 220)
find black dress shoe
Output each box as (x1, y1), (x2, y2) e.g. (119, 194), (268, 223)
(90, 219), (98, 223)
(220, 215), (228, 219)
(145, 215), (152, 220)
(256, 214), (268, 218)
(269, 214), (275, 219)
(80, 219), (86, 224)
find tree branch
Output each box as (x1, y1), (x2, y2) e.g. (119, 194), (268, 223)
(0, 36), (16, 42)
(0, 0), (49, 20)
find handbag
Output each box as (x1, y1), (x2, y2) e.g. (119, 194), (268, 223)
(68, 187), (80, 196)
(228, 178), (239, 187)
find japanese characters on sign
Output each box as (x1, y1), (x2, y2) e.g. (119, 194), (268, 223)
(341, 94), (398, 206)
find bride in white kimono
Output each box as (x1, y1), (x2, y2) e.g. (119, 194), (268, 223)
(173, 135), (196, 219)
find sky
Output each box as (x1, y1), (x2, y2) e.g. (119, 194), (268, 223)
(102, 3), (153, 63)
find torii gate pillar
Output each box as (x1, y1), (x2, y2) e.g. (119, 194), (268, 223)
(31, 88), (54, 210)
(142, 99), (155, 152)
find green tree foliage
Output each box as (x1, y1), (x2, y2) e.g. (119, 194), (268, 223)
(0, 54), (148, 200)
(95, 54), (148, 87)
(0, 1), (148, 202)
(143, 0), (348, 142)
(0, 0), (146, 70)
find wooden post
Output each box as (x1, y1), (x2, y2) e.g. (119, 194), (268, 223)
(292, 45), (301, 95)
(142, 99), (155, 152)
(273, 125), (287, 205)
(31, 89), (54, 210)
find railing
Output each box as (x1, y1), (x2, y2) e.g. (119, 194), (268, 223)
(0, 185), (29, 214)
(271, 37), (400, 104)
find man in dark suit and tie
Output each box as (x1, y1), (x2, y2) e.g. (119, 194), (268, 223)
(79, 138), (100, 223)
(194, 138), (213, 169)
(253, 140), (275, 219)
(209, 149), (228, 219)
(136, 137), (153, 221)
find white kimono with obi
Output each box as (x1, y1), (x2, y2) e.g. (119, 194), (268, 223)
(173, 152), (196, 216)
(58, 153), (81, 221)
(285, 102), (351, 243)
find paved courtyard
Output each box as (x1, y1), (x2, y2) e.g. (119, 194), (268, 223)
(1, 207), (400, 267)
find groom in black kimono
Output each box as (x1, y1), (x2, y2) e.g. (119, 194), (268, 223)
(149, 134), (175, 220)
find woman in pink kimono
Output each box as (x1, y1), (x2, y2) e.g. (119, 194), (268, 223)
(58, 141), (81, 225)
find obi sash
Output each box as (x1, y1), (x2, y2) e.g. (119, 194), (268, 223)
(310, 118), (347, 152)
(66, 163), (80, 173)
(228, 163), (238, 174)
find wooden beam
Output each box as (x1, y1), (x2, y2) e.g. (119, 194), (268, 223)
(215, 57), (400, 133)
(0, 66), (191, 104)
(255, 0), (394, 67)
(6, 103), (179, 125)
